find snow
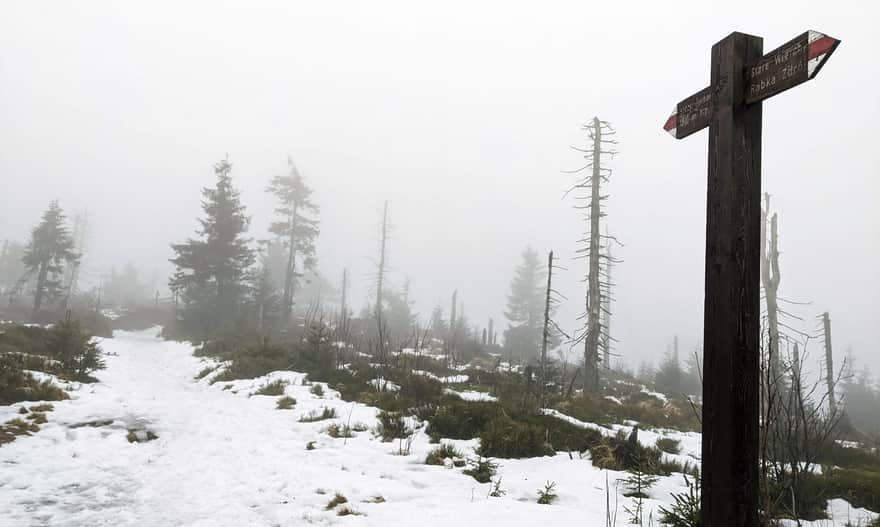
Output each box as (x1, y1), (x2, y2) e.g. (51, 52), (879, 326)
(0, 328), (875, 526)
(444, 389), (498, 402)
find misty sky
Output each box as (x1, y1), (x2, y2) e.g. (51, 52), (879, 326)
(1, 1), (877, 375)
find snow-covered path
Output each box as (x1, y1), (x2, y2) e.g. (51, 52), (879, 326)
(1, 329), (876, 526)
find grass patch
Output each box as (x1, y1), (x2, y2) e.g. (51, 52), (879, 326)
(254, 379), (287, 396)
(325, 423), (354, 438)
(325, 493), (348, 510)
(656, 436), (682, 454)
(26, 412), (47, 424)
(299, 407), (337, 423)
(30, 403), (54, 412)
(276, 396), (296, 410)
(425, 443), (463, 465)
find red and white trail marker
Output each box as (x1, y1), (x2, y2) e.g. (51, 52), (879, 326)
(663, 30), (840, 139)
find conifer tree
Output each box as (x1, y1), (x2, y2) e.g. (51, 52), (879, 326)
(266, 158), (320, 322)
(503, 246), (545, 364)
(170, 158), (255, 335)
(22, 201), (79, 313)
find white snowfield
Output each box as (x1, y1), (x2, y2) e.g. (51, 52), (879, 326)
(0, 329), (876, 526)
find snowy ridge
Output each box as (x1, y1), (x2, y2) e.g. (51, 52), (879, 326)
(0, 329), (875, 526)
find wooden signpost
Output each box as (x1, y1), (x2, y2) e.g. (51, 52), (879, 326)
(662, 31), (839, 527)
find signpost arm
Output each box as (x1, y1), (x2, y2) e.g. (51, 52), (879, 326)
(702, 31), (763, 527)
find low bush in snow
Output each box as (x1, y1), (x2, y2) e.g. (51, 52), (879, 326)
(0, 357), (69, 405)
(325, 423), (354, 438)
(299, 407), (337, 422)
(276, 396), (296, 409)
(463, 456), (497, 483)
(420, 399), (502, 440)
(536, 481), (558, 505)
(477, 415), (554, 458)
(310, 383), (324, 397)
(254, 379), (287, 396)
(376, 410), (411, 442)
(425, 443), (463, 466)
(655, 436), (682, 454)
(325, 493), (348, 510)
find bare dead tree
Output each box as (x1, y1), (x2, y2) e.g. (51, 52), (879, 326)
(375, 201), (390, 321)
(821, 312), (838, 415)
(448, 289), (457, 364)
(761, 194), (782, 384)
(564, 116), (619, 395)
(539, 251), (554, 408)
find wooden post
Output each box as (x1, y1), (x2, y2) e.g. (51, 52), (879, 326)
(701, 31), (763, 527)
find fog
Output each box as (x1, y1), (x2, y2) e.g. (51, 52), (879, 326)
(1, 1), (878, 373)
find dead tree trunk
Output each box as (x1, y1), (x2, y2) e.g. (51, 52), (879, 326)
(375, 201), (389, 320)
(340, 268), (348, 320)
(539, 250), (554, 408)
(761, 193), (781, 383)
(601, 238), (613, 370)
(584, 117), (603, 394)
(448, 289), (457, 363)
(822, 312), (837, 414)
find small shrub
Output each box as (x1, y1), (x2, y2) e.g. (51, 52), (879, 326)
(656, 436), (682, 455)
(29, 403), (54, 412)
(325, 424), (354, 438)
(4, 418), (39, 435)
(350, 422), (369, 432)
(336, 506), (361, 516)
(126, 429), (159, 443)
(421, 400), (502, 440)
(590, 439), (617, 469)
(659, 474), (701, 527)
(489, 477), (506, 497)
(276, 396), (296, 410)
(18, 407), (28, 415)
(463, 456), (497, 483)
(47, 314), (105, 381)
(425, 443), (462, 465)
(477, 415), (554, 458)
(537, 481), (558, 505)
(222, 384), (233, 391)
(326, 493), (348, 510)
(376, 411), (410, 442)
(299, 407), (337, 423)
(306, 441), (317, 450)
(310, 383), (325, 397)
(254, 379), (287, 396)
(26, 412), (47, 424)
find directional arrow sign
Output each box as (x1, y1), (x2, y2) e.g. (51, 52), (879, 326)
(663, 30), (839, 138)
(746, 30), (840, 103)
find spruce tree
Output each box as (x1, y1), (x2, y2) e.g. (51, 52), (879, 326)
(266, 158), (320, 322)
(503, 246), (545, 364)
(170, 158), (255, 335)
(22, 201), (79, 313)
